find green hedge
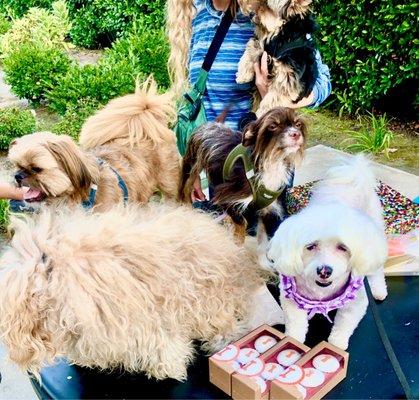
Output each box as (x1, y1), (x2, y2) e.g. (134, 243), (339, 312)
(103, 27), (170, 90)
(0, 107), (36, 149)
(67, 0), (166, 48)
(0, 0), (53, 18)
(315, 1), (419, 114)
(46, 61), (138, 115)
(53, 98), (100, 139)
(3, 44), (71, 105)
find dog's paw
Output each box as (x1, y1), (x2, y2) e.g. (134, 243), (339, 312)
(236, 71), (254, 84)
(328, 333), (349, 350)
(285, 329), (306, 344)
(371, 286), (388, 301)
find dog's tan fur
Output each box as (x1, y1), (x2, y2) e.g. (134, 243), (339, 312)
(8, 79), (180, 211)
(0, 204), (265, 380)
(237, 0), (312, 115)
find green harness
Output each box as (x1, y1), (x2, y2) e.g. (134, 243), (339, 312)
(222, 144), (285, 210)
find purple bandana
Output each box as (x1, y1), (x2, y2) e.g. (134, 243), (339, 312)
(280, 274), (364, 323)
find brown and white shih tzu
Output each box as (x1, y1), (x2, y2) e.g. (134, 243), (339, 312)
(237, 0), (318, 115)
(178, 107), (306, 244)
(8, 79), (180, 211)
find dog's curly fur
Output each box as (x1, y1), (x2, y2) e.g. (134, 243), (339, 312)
(237, 0), (318, 115)
(179, 108), (306, 243)
(0, 203), (265, 380)
(8, 78), (180, 211)
(267, 155), (388, 349)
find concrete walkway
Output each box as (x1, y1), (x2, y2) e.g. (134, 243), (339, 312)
(0, 145), (417, 400)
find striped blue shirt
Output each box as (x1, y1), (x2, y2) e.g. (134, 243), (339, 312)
(189, 0), (331, 130)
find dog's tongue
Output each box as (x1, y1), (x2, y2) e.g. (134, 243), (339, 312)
(23, 188), (42, 200)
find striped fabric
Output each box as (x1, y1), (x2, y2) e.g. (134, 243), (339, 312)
(189, 0), (331, 130)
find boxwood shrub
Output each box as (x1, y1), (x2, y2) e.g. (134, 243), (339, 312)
(315, 1), (418, 115)
(67, 0), (166, 48)
(0, 107), (36, 149)
(3, 44), (71, 105)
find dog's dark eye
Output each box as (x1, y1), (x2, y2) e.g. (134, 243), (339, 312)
(306, 243), (318, 251)
(32, 167), (42, 173)
(337, 244), (348, 252)
(294, 121), (302, 129)
(268, 123), (278, 131)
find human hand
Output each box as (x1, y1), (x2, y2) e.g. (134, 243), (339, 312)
(254, 51), (269, 98)
(191, 176), (206, 202)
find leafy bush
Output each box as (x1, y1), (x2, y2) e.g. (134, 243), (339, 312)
(315, 1), (418, 114)
(53, 98), (100, 139)
(345, 113), (394, 155)
(0, 0), (71, 58)
(67, 0), (166, 48)
(0, 13), (11, 34)
(0, 199), (10, 232)
(0, 107), (36, 149)
(0, 0), (54, 18)
(102, 27), (170, 90)
(3, 44), (71, 104)
(46, 60), (139, 115)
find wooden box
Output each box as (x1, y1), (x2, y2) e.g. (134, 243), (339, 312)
(209, 325), (285, 396)
(270, 341), (349, 400)
(231, 337), (310, 400)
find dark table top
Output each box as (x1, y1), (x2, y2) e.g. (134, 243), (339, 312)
(30, 276), (418, 399)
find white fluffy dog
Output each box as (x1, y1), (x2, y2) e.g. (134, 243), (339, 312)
(0, 204), (265, 380)
(267, 155), (388, 350)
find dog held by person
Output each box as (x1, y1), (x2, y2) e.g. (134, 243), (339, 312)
(8, 78), (180, 211)
(237, 0), (318, 115)
(0, 203), (265, 380)
(266, 155), (388, 350)
(178, 107), (306, 244)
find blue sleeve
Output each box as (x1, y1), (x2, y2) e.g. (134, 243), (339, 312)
(307, 51), (332, 108)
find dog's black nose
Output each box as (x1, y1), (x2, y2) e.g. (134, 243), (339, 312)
(14, 171), (27, 183)
(317, 265), (333, 279)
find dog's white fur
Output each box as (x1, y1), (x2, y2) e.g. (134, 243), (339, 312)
(267, 155), (388, 349)
(0, 204), (265, 380)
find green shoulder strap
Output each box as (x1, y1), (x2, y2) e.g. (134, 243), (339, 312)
(223, 144), (285, 210)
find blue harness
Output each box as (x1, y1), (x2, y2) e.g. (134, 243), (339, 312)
(82, 158), (129, 210)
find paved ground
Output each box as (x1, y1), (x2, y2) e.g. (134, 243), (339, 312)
(0, 145), (417, 399)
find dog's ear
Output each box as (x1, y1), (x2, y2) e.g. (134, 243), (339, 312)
(45, 137), (96, 191)
(347, 215), (388, 276)
(242, 121), (258, 147)
(267, 215), (305, 276)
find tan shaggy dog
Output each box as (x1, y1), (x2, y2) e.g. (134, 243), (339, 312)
(8, 78), (180, 211)
(0, 203), (265, 380)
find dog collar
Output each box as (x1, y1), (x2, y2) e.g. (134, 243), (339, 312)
(223, 144), (284, 210)
(82, 158), (129, 210)
(280, 274), (364, 323)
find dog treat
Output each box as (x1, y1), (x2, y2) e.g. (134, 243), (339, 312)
(300, 367), (326, 388)
(252, 376), (268, 393)
(212, 345), (240, 362)
(276, 349), (302, 367)
(296, 384), (307, 399)
(254, 335), (278, 353)
(237, 357), (265, 377)
(237, 348), (260, 365)
(275, 365), (304, 385)
(261, 363), (284, 381)
(312, 354), (340, 373)
(229, 360), (241, 372)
